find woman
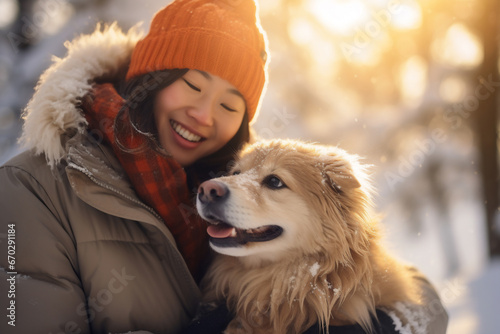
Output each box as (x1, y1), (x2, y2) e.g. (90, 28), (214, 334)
(0, 0), (447, 333)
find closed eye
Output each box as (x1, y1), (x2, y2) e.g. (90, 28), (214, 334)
(262, 174), (287, 190)
(221, 103), (237, 112)
(182, 78), (201, 92)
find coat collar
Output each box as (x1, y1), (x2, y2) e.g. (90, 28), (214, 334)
(64, 130), (178, 244)
(19, 23), (143, 168)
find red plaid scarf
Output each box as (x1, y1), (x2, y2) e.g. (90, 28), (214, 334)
(83, 83), (209, 280)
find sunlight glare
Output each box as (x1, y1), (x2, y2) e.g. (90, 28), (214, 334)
(288, 17), (316, 46)
(390, 0), (422, 30)
(288, 16), (339, 76)
(310, 38), (338, 76)
(307, 0), (369, 35)
(399, 56), (427, 105)
(432, 23), (483, 69)
(0, 0), (19, 29)
(345, 31), (392, 66)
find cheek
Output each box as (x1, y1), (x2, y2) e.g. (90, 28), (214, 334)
(216, 114), (244, 143)
(155, 84), (182, 114)
(154, 84), (185, 135)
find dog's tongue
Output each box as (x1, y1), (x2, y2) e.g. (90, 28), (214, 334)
(207, 224), (235, 238)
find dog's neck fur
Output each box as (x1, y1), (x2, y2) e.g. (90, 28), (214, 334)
(203, 238), (420, 333)
(203, 250), (379, 333)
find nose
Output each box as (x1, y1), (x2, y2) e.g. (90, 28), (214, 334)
(198, 180), (229, 204)
(187, 100), (215, 127)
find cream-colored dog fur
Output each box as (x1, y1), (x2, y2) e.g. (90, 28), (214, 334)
(197, 139), (421, 333)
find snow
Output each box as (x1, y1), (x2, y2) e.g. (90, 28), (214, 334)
(444, 259), (500, 334)
(309, 262), (320, 277)
(230, 168), (260, 203)
(232, 168), (260, 189)
(384, 302), (430, 334)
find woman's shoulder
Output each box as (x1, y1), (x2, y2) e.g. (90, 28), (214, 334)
(0, 150), (56, 184)
(0, 150), (77, 214)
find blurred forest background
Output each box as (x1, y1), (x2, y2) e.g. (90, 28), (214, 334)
(0, 0), (499, 333)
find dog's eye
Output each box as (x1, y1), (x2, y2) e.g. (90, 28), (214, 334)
(263, 175), (286, 190)
(232, 170), (241, 176)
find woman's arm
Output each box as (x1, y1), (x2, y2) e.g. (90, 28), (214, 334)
(406, 267), (449, 333)
(0, 164), (90, 334)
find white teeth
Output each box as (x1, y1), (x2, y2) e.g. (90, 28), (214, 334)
(170, 120), (202, 142)
(230, 228), (237, 237)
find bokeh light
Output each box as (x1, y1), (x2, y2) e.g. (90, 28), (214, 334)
(307, 0), (370, 35)
(399, 55), (428, 105)
(432, 23), (484, 69)
(391, 0), (422, 30)
(33, 0), (74, 36)
(0, 0), (19, 29)
(439, 75), (468, 104)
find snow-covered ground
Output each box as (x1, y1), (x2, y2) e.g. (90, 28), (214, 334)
(382, 199), (499, 334)
(445, 259), (500, 334)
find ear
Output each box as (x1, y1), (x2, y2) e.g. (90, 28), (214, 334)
(325, 169), (361, 191)
(319, 151), (362, 192)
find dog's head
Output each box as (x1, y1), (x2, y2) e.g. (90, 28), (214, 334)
(196, 139), (375, 263)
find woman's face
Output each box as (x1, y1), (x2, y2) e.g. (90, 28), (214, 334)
(154, 70), (246, 166)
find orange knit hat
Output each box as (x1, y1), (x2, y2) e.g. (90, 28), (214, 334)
(126, 0), (269, 123)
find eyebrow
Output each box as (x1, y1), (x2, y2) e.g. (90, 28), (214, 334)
(195, 70), (244, 99)
(229, 88), (244, 99)
(195, 70), (211, 80)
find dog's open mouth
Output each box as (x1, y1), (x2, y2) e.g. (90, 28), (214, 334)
(206, 221), (283, 247)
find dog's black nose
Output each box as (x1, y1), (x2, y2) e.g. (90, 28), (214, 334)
(198, 180), (229, 204)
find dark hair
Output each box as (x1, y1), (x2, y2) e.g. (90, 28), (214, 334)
(118, 68), (188, 149)
(118, 69), (250, 189)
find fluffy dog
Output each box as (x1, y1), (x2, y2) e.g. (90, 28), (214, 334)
(196, 139), (421, 333)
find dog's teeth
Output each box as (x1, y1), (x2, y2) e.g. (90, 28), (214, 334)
(247, 227), (266, 234)
(230, 229), (237, 237)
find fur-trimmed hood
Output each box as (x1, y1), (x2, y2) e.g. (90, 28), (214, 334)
(19, 23), (144, 168)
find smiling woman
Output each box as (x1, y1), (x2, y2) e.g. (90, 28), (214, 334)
(153, 70), (246, 166)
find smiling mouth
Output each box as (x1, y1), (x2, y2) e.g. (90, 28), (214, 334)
(206, 220), (283, 248)
(170, 120), (206, 143)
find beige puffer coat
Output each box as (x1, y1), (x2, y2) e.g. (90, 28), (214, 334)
(0, 25), (200, 333)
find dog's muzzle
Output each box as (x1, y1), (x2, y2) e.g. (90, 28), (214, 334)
(197, 180), (229, 220)
(197, 180), (283, 248)
(198, 180), (229, 205)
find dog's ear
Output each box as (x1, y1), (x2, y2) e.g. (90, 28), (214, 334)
(324, 168), (361, 192)
(319, 152), (361, 192)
